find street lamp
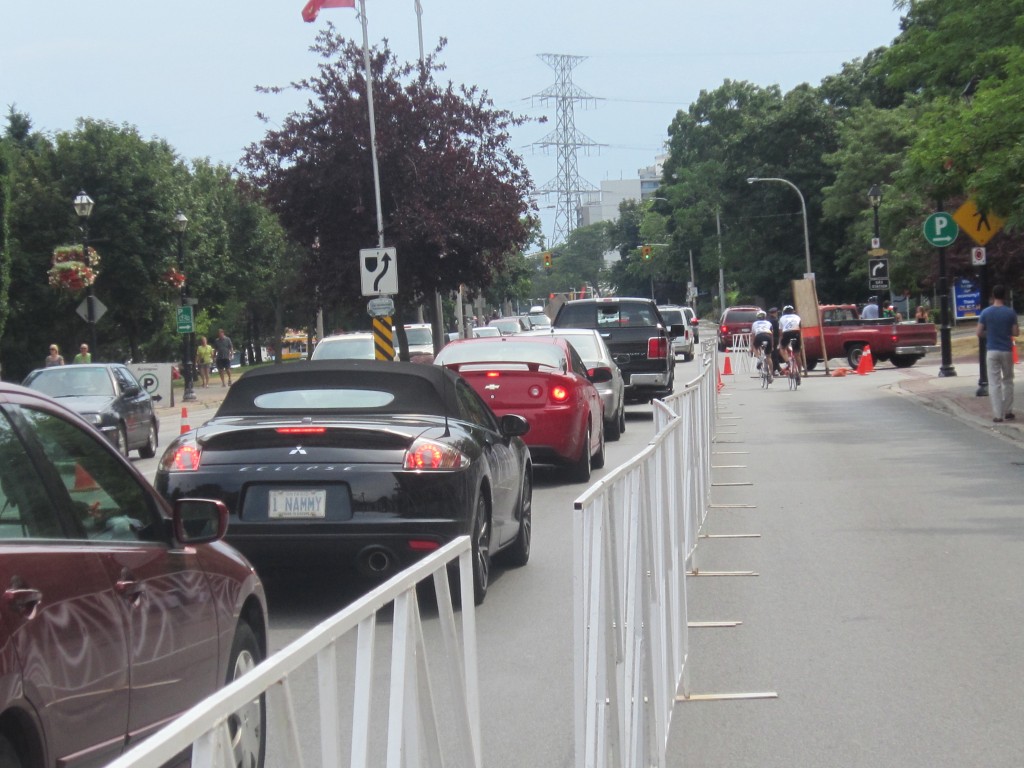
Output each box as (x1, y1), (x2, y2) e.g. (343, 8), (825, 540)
(73, 191), (98, 357)
(175, 211), (196, 402)
(746, 177), (813, 278)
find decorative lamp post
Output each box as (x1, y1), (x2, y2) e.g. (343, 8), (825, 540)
(176, 211), (197, 402)
(868, 184), (884, 309)
(73, 191), (98, 356)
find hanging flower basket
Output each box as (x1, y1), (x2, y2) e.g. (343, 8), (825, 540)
(47, 245), (101, 294)
(161, 267), (186, 291)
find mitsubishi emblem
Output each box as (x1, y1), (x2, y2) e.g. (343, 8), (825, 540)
(289, 446), (307, 455)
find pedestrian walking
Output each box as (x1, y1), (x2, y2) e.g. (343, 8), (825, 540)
(73, 344), (92, 364)
(45, 344), (65, 367)
(976, 284), (1019, 423)
(195, 336), (213, 388)
(212, 329), (235, 386)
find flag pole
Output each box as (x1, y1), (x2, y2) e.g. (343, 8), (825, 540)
(357, 0), (386, 248)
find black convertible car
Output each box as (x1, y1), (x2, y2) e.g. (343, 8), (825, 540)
(155, 360), (533, 604)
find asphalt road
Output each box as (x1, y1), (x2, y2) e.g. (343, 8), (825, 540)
(136, 352), (1024, 766)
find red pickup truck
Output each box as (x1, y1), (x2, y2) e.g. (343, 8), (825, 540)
(802, 305), (937, 369)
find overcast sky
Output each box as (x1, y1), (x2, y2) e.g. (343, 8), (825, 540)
(2, 1), (904, 242)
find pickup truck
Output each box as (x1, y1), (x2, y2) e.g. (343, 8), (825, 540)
(553, 297), (683, 403)
(802, 305), (937, 369)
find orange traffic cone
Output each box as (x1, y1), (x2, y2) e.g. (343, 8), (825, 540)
(863, 345), (875, 372)
(180, 407), (191, 435)
(74, 464), (98, 491)
(1014, 340), (1020, 365)
(722, 355), (733, 376)
(717, 368), (725, 392)
(855, 346), (873, 376)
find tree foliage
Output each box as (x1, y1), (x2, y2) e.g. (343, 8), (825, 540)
(241, 30), (535, 327)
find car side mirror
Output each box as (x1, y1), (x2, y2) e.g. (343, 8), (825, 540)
(122, 384), (141, 397)
(499, 414), (530, 438)
(588, 366), (614, 384)
(172, 498), (229, 544)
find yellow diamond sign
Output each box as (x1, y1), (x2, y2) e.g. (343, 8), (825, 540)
(952, 198), (1005, 246)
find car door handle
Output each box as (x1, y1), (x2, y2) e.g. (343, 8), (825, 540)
(5, 586), (43, 617)
(115, 571), (144, 602)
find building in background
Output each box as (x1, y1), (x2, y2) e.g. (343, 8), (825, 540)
(578, 157), (665, 226)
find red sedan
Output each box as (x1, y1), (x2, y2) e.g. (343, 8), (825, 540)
(434, 336), (607, 482)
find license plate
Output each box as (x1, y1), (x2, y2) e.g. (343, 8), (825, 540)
(269, 489), (327, 519)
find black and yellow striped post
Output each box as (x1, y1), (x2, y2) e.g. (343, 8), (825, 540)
(372, 315), (395, 361)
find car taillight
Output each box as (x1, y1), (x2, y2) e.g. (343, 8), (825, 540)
(550, 385), (570, 402)
(648, 337), (668, 359)
(160, 438), (202, 472)
(408, 539), (441, 551)
(720, 324), (729, 335)
(403, 439), (469, 470)
(276, 427), (326, 435)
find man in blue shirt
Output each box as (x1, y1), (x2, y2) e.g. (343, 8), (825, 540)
(861, 297), (880, 320)
(976, 284), (1020, 423)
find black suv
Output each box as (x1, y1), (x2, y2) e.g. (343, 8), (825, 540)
(553, 297), (683, 403)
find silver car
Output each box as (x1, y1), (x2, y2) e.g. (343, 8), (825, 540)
(519, 328), (626, 440)
(658, 305), (697, 362)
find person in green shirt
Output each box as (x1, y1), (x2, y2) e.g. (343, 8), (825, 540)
(72, 344), (92, 364)
(194, 336), (213, 388)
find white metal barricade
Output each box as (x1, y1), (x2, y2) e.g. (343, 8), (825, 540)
(729, 332), (752, 374)
(574, 350), (716, 768)
(105, 537), (481, 768)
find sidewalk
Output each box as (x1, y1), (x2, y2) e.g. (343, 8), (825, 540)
(885, 352), (1022, 443)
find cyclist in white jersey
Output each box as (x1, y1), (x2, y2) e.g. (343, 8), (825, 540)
(750, 310), (774, 369)
(778, 305), (801, 369)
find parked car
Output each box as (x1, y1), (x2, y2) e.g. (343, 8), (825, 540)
(487, 316), (529, 336)
(155, 360), (533, 605)
(22, 363), (159, 459)
(0, 381), (267, 768)
(434, 336), (607, 482)
(552, 297), (682, 404)
(717, 305), (763, 351)
(401, 323), (435, 356)
(310, 332), (376, 360)
(657, 305), (699, 362)
(520, 328), (626, 440)
(446, 326), (502, 343)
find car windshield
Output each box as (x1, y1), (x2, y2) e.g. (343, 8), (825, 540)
(26, 368), (114, 397)
(596, 303), (657, 327)
(310, 337), (374, 360)
(436, 341), (565, 370)
(472, 327), (501, 338)
(404, 327), (433, 345)
(525, 315), (551, 328)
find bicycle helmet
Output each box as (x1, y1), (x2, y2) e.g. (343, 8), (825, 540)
(783, 305), (794, 313)
(755, 310), (767, 318)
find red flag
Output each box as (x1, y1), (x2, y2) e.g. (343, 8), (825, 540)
(302, 0), (355, 23)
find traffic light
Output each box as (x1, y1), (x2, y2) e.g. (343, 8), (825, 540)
(543, 251), (552, 269)
(641, 245), (652, 261)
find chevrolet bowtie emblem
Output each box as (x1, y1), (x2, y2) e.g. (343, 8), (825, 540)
(484, 384), (500, 390)
(289, 446), (307, 455)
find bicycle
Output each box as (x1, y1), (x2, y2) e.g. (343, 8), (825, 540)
(756, 340), (773, 388)
(781, 338), (801, 390)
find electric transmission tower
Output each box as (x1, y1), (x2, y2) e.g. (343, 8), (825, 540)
(532, 53), (604, 247)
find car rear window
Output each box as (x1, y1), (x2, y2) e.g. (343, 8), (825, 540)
(435, 341), (565, 370)
(557, 301), (659, 328)
(724, 310), (759, 326)
(659, 309), (683, 325)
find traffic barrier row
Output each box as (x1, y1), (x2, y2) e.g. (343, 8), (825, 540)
(106, 538), (482, 768)
(573, 341), (718, 768)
